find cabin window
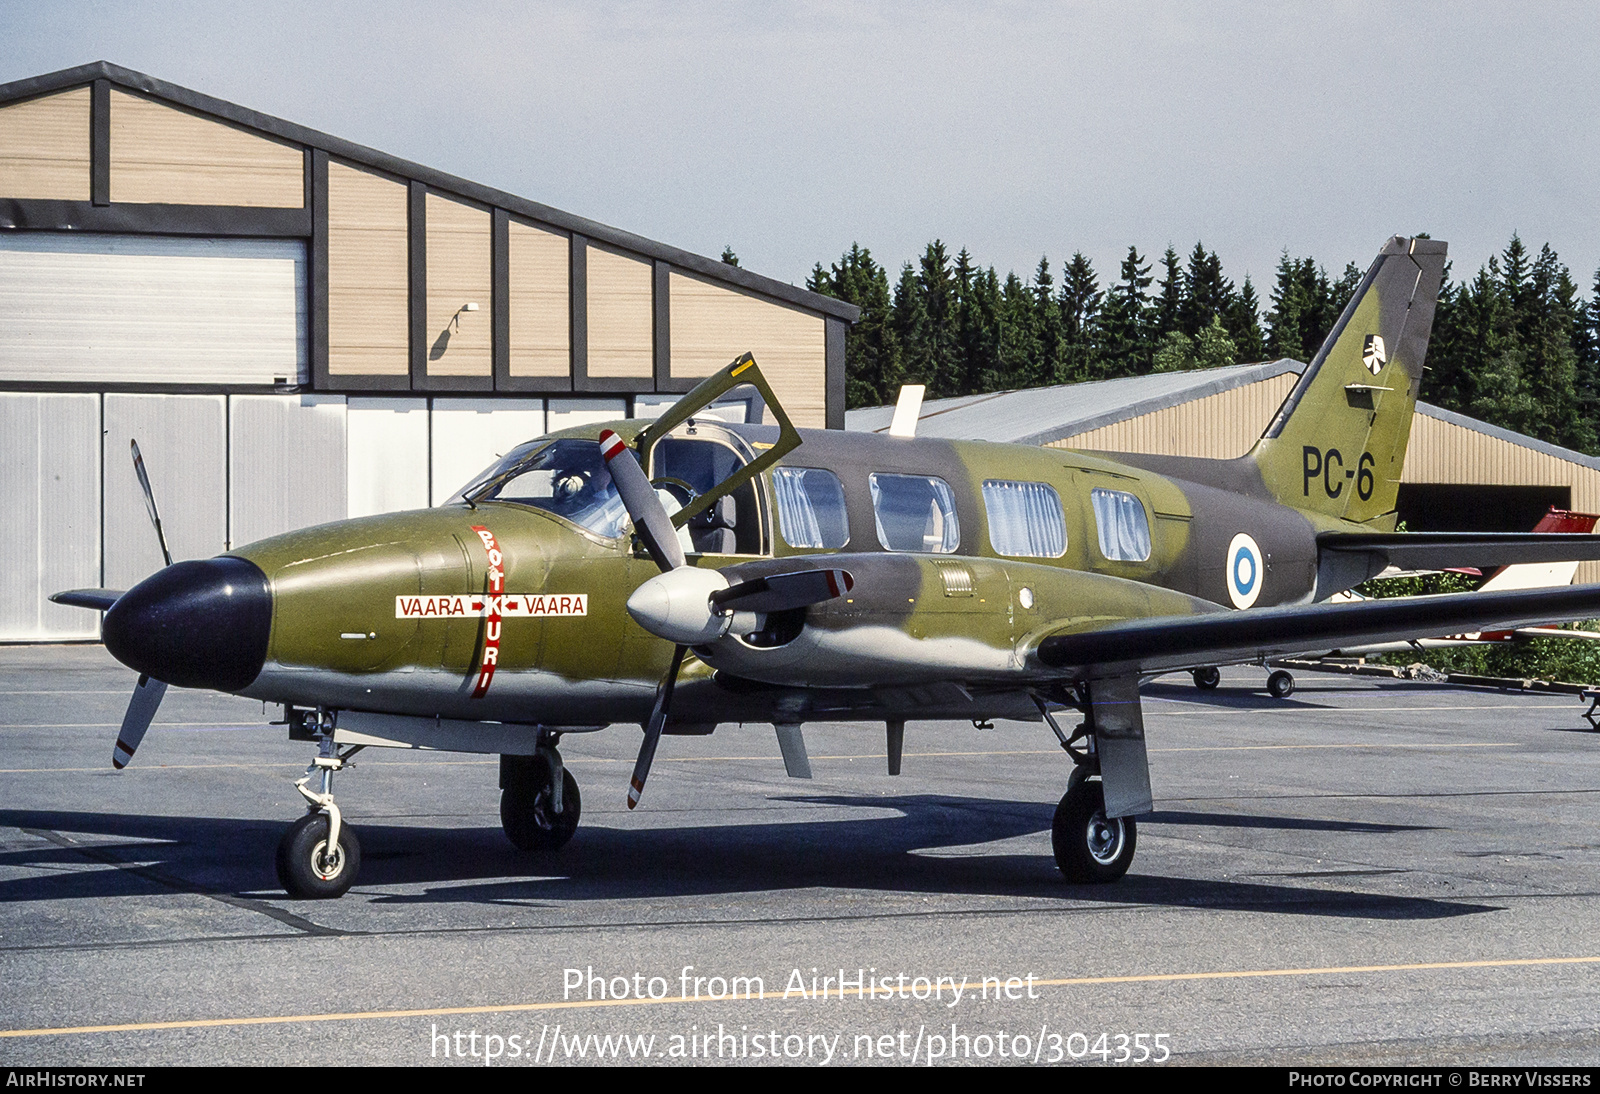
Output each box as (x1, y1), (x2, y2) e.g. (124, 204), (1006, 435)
(983, 479), (1066, 558)
(870, 473), (960, 553)
(468, 438), (629, 539)
(772, 467), (849, 549)
(1090, 487), (1151, 562)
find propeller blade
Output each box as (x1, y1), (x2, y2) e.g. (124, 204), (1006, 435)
(599, 430), (685, 573)
(112, 673), (168, 770)
(710, 568), (854, 614)
(130, 439), (173, 568)
(627, 644), (686, 809)
(50, 588), (125, 612)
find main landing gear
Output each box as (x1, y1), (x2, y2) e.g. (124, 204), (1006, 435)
(1035, 693), (1137, 884)
(277, 722), (364, 899)
(500, 736), (581, 852)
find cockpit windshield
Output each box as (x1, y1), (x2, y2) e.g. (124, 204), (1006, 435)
(453, 438), (629, 539)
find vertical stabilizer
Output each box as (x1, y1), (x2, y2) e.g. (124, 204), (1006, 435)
(1248, 236), (1447, 527)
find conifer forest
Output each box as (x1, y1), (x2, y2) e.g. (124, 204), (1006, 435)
(802, 235), (1600, 460)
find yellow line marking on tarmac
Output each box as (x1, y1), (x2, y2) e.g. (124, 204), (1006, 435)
(0, 741), (1513, 775)
(6, 954), (1599, 1038)
(1151, 702), (1573, 714)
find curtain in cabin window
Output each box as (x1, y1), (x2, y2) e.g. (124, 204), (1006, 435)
(1090, 488), (1151, 562)
(982, 479), (1066, 558)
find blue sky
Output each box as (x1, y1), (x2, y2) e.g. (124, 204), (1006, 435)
(6, 1), (1598, 295)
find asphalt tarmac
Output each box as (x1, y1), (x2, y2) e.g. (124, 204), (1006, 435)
(3, 644), (1600, 1067)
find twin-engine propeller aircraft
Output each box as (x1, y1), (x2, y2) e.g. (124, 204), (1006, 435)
(53, 236), (1600, 898)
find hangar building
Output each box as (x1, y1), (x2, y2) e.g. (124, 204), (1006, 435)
(848, 359), (1600, 586)
(0, 62), (857, 642)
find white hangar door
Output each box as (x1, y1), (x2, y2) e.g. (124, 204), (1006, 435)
(0, 234), (307, 385)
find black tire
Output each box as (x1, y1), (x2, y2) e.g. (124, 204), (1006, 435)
(501, 759), (581, 852)
(1192, 666), (1221, 691)
(1267, 669), (1296, 699)
(1052, 776), (1136, 883)
(275, 812), (361, 899)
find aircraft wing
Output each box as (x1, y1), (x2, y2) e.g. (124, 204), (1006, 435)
(1318, 531), (1600, 571)
(1036, 582), (1600, 677)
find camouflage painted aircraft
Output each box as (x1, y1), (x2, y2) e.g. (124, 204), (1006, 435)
(53, 236), (1600, 898)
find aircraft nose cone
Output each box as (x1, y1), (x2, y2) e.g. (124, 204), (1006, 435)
(102, 557), (272, 692)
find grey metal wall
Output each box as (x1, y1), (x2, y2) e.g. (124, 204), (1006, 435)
(0, 393), (100, 640)
(229, 395), (347, 548)
(102, 394), (227, 590)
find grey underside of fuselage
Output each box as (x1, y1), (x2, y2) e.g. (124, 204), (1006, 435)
(238, 664), (1043, 729)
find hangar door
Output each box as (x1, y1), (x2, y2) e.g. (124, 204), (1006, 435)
(0, 234), (306, 385)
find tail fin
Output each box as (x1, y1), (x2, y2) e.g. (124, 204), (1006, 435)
(1248, 236), (1447, 528)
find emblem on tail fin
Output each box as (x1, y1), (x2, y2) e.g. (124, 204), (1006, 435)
(1362, 334), (1387, 375)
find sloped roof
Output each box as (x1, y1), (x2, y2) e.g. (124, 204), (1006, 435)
(0, 61), (859, 324)
(846, 359), (1600, 472)
(845, 359), (1303, 444)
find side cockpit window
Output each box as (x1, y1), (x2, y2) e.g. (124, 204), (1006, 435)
(772, 467), (849, 549)
(467, 438), (630, 539)
(983, 479), (1066, 558)
(1090, 487), (1151, 562)
(870, 473), (960, 553)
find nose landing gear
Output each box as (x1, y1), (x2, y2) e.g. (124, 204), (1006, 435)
(277, 721), (364, 899)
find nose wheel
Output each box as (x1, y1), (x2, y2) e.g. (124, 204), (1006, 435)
(277, 720), (364, 899)
(501, 745), (582, 851)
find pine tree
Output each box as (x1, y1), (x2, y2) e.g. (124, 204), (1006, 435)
(809, 244), (901, 409)
(1153, 246), (1184, 344)
(1227, 276), (1266, 362)
(997, 271), (1041, 391)
(1028, 257), (1061, 388)
(1056, 252), (1102, 383)
(1181, 243), (1234, 339)
(914, 241), (960, 397)
(1266, 252), (1305, 360)
(1100, 245), (1153, 378)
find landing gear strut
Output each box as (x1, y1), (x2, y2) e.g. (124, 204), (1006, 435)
(277, 718), (363, 899)
(1034, 693), (1137, 884)
(500, 737), (581, 851)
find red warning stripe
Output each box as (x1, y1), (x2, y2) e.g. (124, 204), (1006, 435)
(598, 430), (627, 462)
(470, 525), (504, 699)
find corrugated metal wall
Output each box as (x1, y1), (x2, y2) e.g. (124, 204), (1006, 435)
(102, 394), (227, 590)
(1405, 413), (1600, 584)
(1048, 372), (1298, 458)
(347, 397), (429, 518)
(229, 395), (348, 547)
(0, 393), (100, 641)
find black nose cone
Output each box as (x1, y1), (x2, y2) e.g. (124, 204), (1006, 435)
(103, 557), (272, 692)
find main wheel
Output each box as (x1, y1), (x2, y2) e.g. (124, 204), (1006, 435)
(275, 812), (361, 899)
(1267, 669), (1296, 699)
(501, 757), (581, 852)
(1052, 775), (1136, 883)
(1192, 666), (1221, 691)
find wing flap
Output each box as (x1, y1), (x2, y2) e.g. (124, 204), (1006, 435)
(1036, 583), (1600, 676)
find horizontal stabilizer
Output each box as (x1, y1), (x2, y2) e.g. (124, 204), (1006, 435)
(50, 589), (124, 611)
(1321, 532), (1600, 572)
(1037, 582), (1600, 676)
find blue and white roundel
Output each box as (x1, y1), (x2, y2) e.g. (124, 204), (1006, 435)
(1226, 533), (1263, 609)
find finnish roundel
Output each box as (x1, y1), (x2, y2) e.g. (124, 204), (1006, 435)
(1226, 533), (1264, 609)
